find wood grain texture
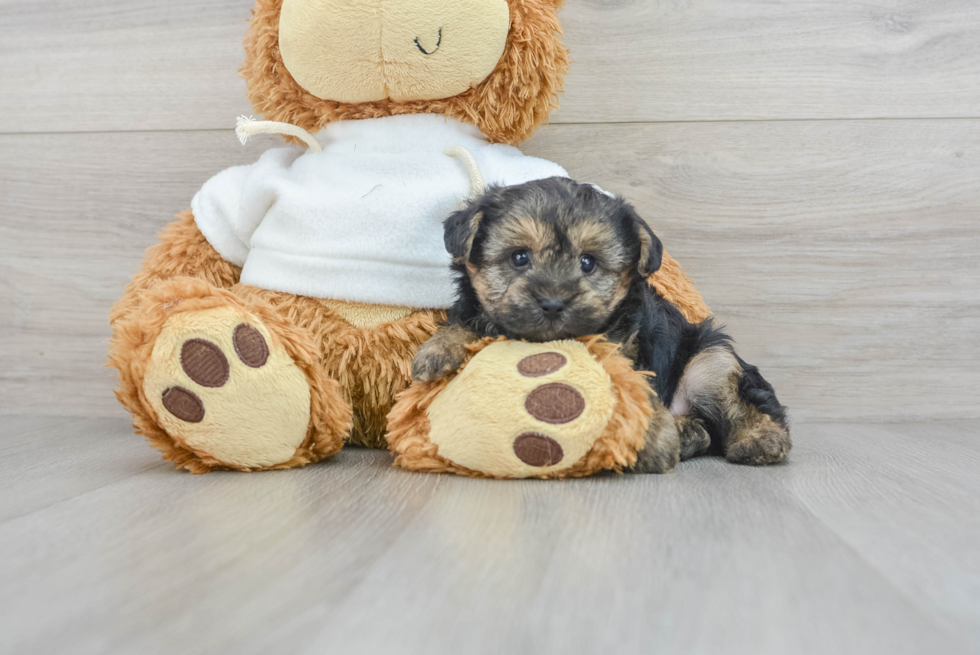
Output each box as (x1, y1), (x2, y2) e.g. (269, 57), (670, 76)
(3, 0), (980, 134)
(2, 121), (978, 420)
(0, 418), (976, 654)
(554, 0), (980, 123)
(528, 120), (980, 422)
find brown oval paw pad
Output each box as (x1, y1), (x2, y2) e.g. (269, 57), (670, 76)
(162, 387), (205, 423)
(517, 352), (567, 378)
(513, 432), (564, 467)
(233, 324), (269, 368)
(525, 383), (585, 424)
(180, 339), (230, 388)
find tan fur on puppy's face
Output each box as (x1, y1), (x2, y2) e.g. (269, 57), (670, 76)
(464, 181), (640, 342)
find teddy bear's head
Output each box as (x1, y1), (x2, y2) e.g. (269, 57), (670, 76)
(242, 0), (568, 145)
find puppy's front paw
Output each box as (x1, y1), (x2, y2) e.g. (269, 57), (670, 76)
(676, 414), (711, 461)
(412, 342), (467, 382)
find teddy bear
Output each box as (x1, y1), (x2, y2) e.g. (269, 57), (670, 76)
(108, 0), (711, 475)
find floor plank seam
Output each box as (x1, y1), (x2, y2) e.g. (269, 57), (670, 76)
(3, 115), (980, 138)
(801, 504), (976, 644)
(0, 460), (171, 527)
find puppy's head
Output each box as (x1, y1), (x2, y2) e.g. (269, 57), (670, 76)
(445, 177), (662, 341)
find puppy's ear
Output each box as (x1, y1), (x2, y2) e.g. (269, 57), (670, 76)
(627, 206), (663, 276)
(444, 199), (485, 264)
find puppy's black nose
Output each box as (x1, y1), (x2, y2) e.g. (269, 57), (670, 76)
(538, 298), (565, 319)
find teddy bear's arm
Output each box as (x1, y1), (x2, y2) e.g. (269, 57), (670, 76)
(109, 210), (241, 328)
(650, 251), (712, 324)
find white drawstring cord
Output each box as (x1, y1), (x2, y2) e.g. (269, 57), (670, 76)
(445, 146), (486, 197)
(236, 116), (323, 153)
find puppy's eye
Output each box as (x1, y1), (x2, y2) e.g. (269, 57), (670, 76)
(511, 249), (531, 269)
(580, 254), (597, 274)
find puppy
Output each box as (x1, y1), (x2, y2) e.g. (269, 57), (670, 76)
(413, 177), (791, 472)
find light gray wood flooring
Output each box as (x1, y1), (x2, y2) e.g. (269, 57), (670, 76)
(0, 418), (977, 654)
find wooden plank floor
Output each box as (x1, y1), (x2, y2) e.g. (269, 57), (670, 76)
(0, 418), (977, 654)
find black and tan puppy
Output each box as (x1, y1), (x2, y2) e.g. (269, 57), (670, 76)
(413, 177), (791, 472)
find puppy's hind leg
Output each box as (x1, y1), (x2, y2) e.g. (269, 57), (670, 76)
(670, 345), (735, 460)
(725, 356), (791, 466)
(672, 346), (790, 466)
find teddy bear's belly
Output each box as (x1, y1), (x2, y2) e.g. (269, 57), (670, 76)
(318, 299), (414, 328)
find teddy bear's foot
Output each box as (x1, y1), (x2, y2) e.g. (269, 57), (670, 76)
(388, 339), (654, 479)
(118, 280), (350, 472)
(724, 407), (791, 466)
(143, 305), (312, 470)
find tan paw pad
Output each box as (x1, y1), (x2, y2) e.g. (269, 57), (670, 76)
(425, 340), (617, 478)
(144, 306), (311, 469)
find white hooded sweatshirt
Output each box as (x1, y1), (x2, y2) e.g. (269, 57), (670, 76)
(191, 113), (568, 309)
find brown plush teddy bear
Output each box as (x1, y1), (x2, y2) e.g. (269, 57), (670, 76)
(109, 0), (710, 475)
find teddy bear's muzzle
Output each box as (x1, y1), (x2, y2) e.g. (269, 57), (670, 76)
(278, 0), (511, 104)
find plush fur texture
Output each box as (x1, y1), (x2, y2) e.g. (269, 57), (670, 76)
(243, 0), (570, 145)
(109, 212), (442, 471)
(278, 0), (512, 104)
(109, 276), (350, 473)
(388, 337), (653, 478)
(424, 339), (618, 477)
(142, 304), (315, 469)
(418, 177), (790, 468)
(110, 0), (715, 473)
(649, 253), (712, 324)
(236, 285), (443, 448)
(318, 299), (414, 328)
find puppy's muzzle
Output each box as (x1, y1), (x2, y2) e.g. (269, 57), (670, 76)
(537, 297), (566, 320)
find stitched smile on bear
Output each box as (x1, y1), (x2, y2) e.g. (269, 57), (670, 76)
(414, 28), (442, 55)
(278, 0), (511, 104)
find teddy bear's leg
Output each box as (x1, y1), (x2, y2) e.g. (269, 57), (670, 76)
(309, 302), (443, 449)
(111, 283), (350, 473)
(388, 339), (654, 479)
(669, 346), (790, 466)
(109, 211), (351, 471)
